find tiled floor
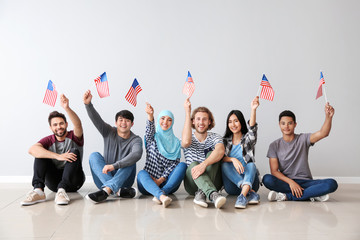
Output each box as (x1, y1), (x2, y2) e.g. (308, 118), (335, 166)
(0, 183), (359, 240)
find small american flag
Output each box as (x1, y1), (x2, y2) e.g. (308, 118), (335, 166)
(260, 74), (274, 101)
(43, 80), (57, 107)
(316, 71), (325, 99)
(125, 78), (142, 107)
(183, 71), (195, 97)
(94, 72), (110, 98)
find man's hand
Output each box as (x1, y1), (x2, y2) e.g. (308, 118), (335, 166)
(325, 102), (335, 118)
(191, 162), (207, 180)
(83, 90), (92, 105)
(184, 97), (191, 114)
(102, 165), (115, 174)
(60, 94), (69, 109)
(56, 150), (77, 162)
(289, 180), (304, 198)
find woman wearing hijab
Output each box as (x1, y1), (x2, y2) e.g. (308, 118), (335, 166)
(137, 103), (187, 207)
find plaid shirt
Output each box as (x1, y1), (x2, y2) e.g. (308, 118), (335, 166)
(224, 122), (258, 163)
(144, 120), (180, 179)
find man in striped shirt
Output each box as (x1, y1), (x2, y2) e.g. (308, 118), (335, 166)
(181, 98), (227, 209)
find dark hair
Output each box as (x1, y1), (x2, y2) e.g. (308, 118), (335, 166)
(223, 110), (248, 139)
(48, 111), (67, 125)
(279, 110), (296, 123)
(115, 110), (134, 122)
(191, 106), (215, 130)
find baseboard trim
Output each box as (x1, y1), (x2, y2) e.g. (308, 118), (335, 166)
(0, 176), (359, 184)
(0, 176), (94, 183)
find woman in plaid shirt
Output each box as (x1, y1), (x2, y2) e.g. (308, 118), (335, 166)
(137, 103), (187, 208)
(222, 96), (261, 209)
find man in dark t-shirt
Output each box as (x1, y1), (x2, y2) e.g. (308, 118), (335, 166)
(21, 94), (85, 206)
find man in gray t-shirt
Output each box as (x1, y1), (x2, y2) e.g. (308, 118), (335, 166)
(83, 90), (143, 204)
(263, 103), (338, 202)
(21, 94), (85, 206)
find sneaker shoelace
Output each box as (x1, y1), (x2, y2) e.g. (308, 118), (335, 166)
(26, 191), (38, 201)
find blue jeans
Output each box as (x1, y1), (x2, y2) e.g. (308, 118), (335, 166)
(262, 174), (338, 201)
(89, 152), (136, 194)
(222, 161), (258, 195)
(137, 162), (187, 199)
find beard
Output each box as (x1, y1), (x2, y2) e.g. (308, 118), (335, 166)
(54, 128), (67, 138)
(195, 126), (208, 134)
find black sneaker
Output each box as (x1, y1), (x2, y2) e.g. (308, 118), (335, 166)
(118, 187), (137, 198)
(86, 190), (108, 203)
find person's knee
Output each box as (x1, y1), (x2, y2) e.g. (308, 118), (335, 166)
(178, 162), (187, 170)
(137, 170), (147, 180)
(221, 162), (232, 172)
(262, 174), (273, 187)
(246, 162), (256, 172)
(70, 148), (80, 156)
(186, 161), (198, 174)
(188, 161), (199, 168)
(89, 152), (102, 164)
(325, 178), (338, 193)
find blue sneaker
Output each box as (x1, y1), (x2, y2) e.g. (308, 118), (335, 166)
(248, 191), (260, 204)
(235, 194), (248, 209)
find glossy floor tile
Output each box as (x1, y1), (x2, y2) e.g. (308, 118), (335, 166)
(0, 183), (359, 240)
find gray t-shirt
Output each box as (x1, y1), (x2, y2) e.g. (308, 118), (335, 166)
(267, 133), (314, 180)
(85, 102), (143, 169)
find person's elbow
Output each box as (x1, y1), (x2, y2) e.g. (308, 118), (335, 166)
(28, 145), (37, 156)
(181, 139), (191, 148)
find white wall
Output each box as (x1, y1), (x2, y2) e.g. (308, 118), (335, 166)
(0, 0), (359, 179)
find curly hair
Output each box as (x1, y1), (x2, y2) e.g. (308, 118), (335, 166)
(191, 106), (215, 130)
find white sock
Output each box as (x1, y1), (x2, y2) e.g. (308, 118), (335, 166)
(34, 188), (45, 196)
(57, 188), (66, 193)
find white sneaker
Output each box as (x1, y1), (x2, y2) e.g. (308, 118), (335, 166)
(21, 190), (46, 206)
(152, 196), (161, 204)
(310, 194), (329, 202)
(268, 191), (286, 201)
(55, 189), (70, 205)
(161, 196), (172, 208)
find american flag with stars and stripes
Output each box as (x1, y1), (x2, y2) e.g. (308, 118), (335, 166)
(316, 71), (325, 99)
(94, 72), (110, 98)
(43, 80), (58, 107)
(183, 71), (195, 97)
(125, 78), (142, 107)
(260, 74), (274, 101)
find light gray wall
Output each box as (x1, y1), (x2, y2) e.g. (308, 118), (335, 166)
(1, 0), (359, 178)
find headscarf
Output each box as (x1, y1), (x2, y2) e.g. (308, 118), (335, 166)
(154, 110), (181, 160)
